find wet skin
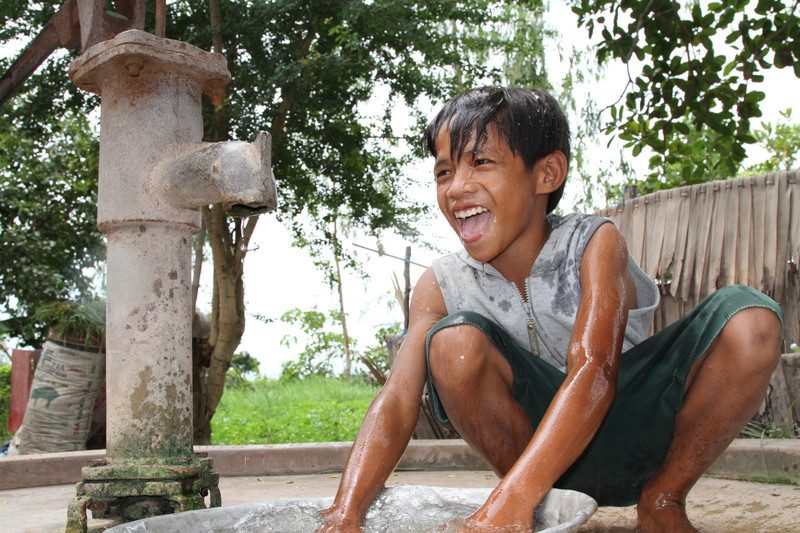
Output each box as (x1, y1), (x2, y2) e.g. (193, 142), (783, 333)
(635, 305), (780, 532)
(318, 125), (632, 532)
(318, 126), (635, 532)
(317, 126), (781, 532)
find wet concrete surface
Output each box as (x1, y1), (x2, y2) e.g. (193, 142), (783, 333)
(0, 471), (797, 532)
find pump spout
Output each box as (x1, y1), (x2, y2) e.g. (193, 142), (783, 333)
(151, 131), (277, 217)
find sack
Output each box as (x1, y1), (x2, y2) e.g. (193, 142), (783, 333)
(17, 340), (105, 454)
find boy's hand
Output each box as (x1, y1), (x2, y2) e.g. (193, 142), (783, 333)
(317, 268), (446, 531)
(435, 513), (531, 532)
(434, 489), (536, 532)
(457, 492), (534, 532)
(317, 506), (362, 533)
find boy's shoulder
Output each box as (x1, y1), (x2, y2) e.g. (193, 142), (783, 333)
(547, 211), (611, 236)
(535, 212), (613, 276)
(544, 212), (612, 254)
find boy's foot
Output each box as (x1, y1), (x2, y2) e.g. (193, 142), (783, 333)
(636, 490), (698, 533)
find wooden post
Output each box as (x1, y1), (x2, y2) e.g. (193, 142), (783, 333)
(403, 246), (411, 331)
(8, 349), (41, 433)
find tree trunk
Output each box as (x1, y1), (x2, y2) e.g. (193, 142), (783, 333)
(753, 353), (800, 431)
(403, 246), (411, 331)
(191, 4), (320, 443)
(193, 0), (256, 443)
(191, 211), (206, 311)
(192, 331), (212, 444)
(333, 216), (352, 379)
(193, 204), (254, 443)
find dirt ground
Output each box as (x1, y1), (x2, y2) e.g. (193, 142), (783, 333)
(582, 477), (800, 532)
(1, 471), (798, 532)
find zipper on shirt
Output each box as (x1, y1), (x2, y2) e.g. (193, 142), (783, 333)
(514, 278), (560, 360)
(526, 320), (541, 357)
(512, 280), (541, 357)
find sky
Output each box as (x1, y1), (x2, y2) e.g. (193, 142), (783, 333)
(2, 1), (798, 377)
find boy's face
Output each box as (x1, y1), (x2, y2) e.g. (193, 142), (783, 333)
(433, 124), (553, 265)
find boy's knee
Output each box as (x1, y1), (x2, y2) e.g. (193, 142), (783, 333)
(720, 306), (782, 371)
(428, 324), (491, 385)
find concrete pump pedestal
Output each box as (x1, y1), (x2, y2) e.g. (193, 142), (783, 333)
(63, 30), (275, 533)
(67, 454), (220, 530)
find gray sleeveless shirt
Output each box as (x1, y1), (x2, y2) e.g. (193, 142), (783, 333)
(432, 213), (660, 373)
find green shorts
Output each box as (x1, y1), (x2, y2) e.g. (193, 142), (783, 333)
(425, 285), (783, 506)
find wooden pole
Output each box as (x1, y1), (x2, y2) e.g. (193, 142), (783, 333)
(403, 246), (411, 331)
(333, 217), (352, 378)
(155, 0), (166, 37)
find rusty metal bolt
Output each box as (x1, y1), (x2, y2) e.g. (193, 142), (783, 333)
(88, 501), (108, 512)
(125, 59), (144, 77)
(207, 79), (226, 106)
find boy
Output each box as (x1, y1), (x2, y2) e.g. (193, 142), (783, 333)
(319, 87), (783, 532)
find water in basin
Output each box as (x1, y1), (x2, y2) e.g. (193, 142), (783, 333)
(107, 485), (597, 532)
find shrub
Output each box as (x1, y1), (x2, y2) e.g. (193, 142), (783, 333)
(0, 364), (11, 441)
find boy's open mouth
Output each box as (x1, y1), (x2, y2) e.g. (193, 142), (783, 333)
(454, 206), (491, 241)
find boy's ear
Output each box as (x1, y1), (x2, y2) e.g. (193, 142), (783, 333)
(537, 151), (567, 194)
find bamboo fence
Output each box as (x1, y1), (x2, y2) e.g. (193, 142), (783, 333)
(597, 169), (799, 352)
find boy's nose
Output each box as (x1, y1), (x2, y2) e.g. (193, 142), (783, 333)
(447, 168), (473, 198)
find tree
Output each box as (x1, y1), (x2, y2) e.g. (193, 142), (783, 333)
(171, 0), (554, 441)
(359, 321), (404, 380)
(1, 0), (554, 441)
(748, 109), (800, 174)
(0, 110), (103, 345)
(573, 0), (800, 189)
(279, 308), (351, 381)
(0, 1), (103, 344)
(225, 350), (260, 387)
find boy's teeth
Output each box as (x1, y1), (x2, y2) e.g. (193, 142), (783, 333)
(455, 206), (488, 219)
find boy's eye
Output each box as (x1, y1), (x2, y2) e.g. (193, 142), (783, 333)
(434, 169), (451, 181)
(474, 158), (492, 166)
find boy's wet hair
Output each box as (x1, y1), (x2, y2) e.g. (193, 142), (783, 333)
(423, 87), (570, 213)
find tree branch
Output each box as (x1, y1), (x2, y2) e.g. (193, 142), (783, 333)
(234, 215), (259, 267)
(205, 204), (232, 269)
(208, 0), (224, 54)
(191, 207), (207, 311)
(271, 15), (320, 142)
(624, 0), (658, 63)
(596, 0), (657, 118)
(754, 0), (799, 52)
(233, 217), (242, 256)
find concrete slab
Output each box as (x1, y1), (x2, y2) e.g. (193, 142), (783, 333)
(706, 438), (800, 484)
(1, 472), (798, 533)
(0, 440), (489, 491)
(3, 439), (798, 490)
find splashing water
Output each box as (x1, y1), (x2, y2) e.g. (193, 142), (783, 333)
(107, 485), (596, 533)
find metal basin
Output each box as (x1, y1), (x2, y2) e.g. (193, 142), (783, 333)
(108, 485), (597, 532)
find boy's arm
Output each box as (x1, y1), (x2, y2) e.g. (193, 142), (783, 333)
(467, 223), (634, 528)
(318, 268), (447, 531)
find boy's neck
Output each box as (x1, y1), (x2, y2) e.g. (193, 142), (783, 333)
(489, 215), (552, 298)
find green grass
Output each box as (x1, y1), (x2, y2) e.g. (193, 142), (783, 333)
(0, 364), (11, 441)
(211, 377), (380, 445)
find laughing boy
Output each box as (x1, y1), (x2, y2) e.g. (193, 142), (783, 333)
(319, 87), (783, 532)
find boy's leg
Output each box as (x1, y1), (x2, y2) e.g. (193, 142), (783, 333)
(428, 323), (533, 476)
(637, 307), (782, 532)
